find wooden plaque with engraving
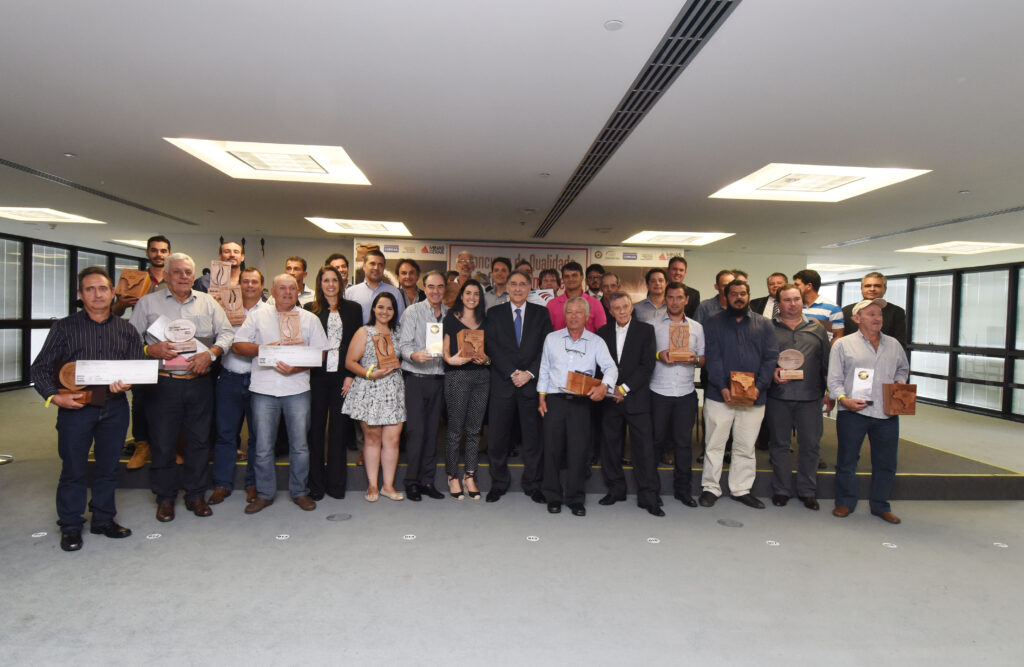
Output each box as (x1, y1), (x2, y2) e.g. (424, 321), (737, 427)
(777, 349), (805, 381)
(883, 383), (917, 415)
(210, 260), (232, 289)
(566, 371), (603, 396)
(114, 269), (151, 300)
(278, 311), (304, 345)
(457, 328), (486, 360)
(729, 371), (758, 406)
(373, 331), (401, 371)
(57, 361), (97, 404)
(216, 285), (246, 326)
(667, 321), (693, 362)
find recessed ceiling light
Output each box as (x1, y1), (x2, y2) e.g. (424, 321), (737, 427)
(895, 241), (1024, 255)
(806, 263), (874, 273)
(111, 239), (149, 249)
(0, 207), (105, 224)
(709, 163), (930, 203)
(164, 139), (370, 185)
(604, 20), (624, 31)
(63, 152), (77, 158)
(306, 217), (411, 236)
(623, 231), (733, 246)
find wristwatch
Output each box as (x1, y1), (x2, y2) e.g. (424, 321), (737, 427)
(208, 350), (219, 362)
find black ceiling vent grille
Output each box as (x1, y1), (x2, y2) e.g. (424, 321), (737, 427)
(533, 0), (741, 238)
(0, 156), (200, 226)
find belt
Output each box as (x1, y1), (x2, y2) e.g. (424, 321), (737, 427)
(550, 392), (585, 401)
(220, 368), (251, 377)
(403, 371), (443, 379)
(158, 371), (201, 380)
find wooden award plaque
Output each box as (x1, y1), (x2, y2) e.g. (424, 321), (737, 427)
(114, 269), (151, 300)
(278, 311), (304, 345)
(457, 328), (486, 360)
(216, 285), (246, 326)
(210, 260), (232, 289)
(566, 371), (603, 396)
(373, 331), (401, 371)
(57, 362), (93, 403)
(778, 349), (805, 380)
(729, 371), (758, 406)
(667, 321), (693, 362)
(883, 383), (917, 415)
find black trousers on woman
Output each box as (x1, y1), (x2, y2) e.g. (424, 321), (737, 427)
(309, 370), (351, 498)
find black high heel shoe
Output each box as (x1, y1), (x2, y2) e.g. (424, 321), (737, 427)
(448, 475), (465, 501)
(463, 470), (481, 500)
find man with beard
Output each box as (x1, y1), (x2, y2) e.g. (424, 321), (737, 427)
(700, 279), (778, 509)
(193, 240), (245, 292)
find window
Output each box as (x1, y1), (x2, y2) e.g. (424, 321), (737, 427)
(1, 238), (23, 319)
(76, 250), (108, 276)
(959, 270), (1008, 348)
(31, 245), (70, 320)
(910, 374), (947, 401)
(0, 329), (21, 383)
(818, 284), (837, 304)
(840, 282), (861, 308)
(956, 383), (1002, 411)
(885, 278), (908, 311)
(911, 350), (949, 375)
(1017, 268), (1024, 350)
(912, 274), (953, 345)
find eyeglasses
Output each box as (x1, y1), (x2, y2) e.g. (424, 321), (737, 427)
(564, 337), (588, 358)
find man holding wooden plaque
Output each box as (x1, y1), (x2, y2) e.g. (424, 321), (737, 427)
(537, 297), (617, 516)
(766, 284), (832, 510)
(827, 298), (910, 524)
(701, 279), (779, 509)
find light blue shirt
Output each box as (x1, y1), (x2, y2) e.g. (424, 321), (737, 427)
(345, 281), (405, 324)
(827, 330), (909, 419)
(537, 329), (618, 395)
(649, 315), (705, 397)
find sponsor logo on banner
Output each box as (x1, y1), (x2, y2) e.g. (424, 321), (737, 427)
(623, 252), (638, 260)
(383, 245), (399, 253)
(594, 250), (603, 259)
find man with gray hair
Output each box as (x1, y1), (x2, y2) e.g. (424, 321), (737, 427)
(842, 272), (907, 348)
(130, 253), (234, 522)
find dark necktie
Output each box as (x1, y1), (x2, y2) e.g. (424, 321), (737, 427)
(514, 308), (522, 347)
(771, 298), (780, 319)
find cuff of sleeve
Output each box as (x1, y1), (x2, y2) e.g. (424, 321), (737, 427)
(619, 384), (629, 395)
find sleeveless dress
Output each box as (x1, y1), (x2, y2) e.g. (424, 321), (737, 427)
(341, 326), (406, 425)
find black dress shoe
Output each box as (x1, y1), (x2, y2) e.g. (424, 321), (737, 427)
(90, 522), (132, 538)
(799, 496), (820, 511)
(405, 484), (422, 502)
(60, 530), (83, 552)
(772, 494), (789, 507)
(529, 490), (547, 504)
(420, 484), (445, 500)
(547, 502), (561, 514)
(598, 493), (625, 506)
(568, 503), (586, 517)
(644, 505), (666, 517)
(674, 493), (698, 507)
(698, 491), (717, 507)
(486, 490), (504, 503)
(156, 500), (175, 522)
(309, 491), (325, 501)
(732, 494), (766, 509)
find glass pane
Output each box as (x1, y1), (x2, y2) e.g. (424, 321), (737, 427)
(1013, 389), (1024, 415)
(910, 374), (947, 401)
(841, 282), (862, 308)
(885, 278), (907, 311)
(31, 245), (70, 319)
(76, 250), (107, 276)
(957, 355), (1003, 382)
(1017, 268), (1024, 349)
(910, 350), (948, 375)
(1015, 359), (1024, 385)
(956, 382), (1002, 411)
(959, 270), (1008, 348)
(819, 284), (837, 304)
(114, 256), (143, 285)
(30, 327), (53, 364)
(1, 239), (24, 319)
(0, 329), (21, 383)
(912, 274), (952, 345)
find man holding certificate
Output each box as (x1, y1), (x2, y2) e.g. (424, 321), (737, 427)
(31, 267), (146, 552)
(827, 298), (910, 524)
(232, 274), (328, 514)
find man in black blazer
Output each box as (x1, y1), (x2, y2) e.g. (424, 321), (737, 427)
(596, 292), (663, 516)
(484, 270), (552, 503)
(668, 256), (700, 319)
(750, 272), (789, 319)
(841, 272), (907, 349)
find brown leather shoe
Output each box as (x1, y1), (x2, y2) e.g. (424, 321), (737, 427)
(127, 442), (150, 470)
(293, 495), (316, 511)
(208, 488), (231, 505)
(185, 497), (213, 517)
(156, 500), (175, 522)
(246, 486), (258, 503)
(874, 511), (901, 524)
(832, 505), (852, 518)
(244, 497), (273, 514)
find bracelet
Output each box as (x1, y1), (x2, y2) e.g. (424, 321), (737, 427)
(45, 395), (54, 408)
(655, 351), (660, 361)
(143, 344), (149, 357)
(837, 394), (847, 401)
(617, 385), (627, 396)
(365, 364), (375, 379)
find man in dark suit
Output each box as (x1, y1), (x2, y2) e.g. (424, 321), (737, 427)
(841, 272), (907, 349)
(750, 272), (788, 319)
(484, 270), (553, 503)
(667, 256), (700, 319)
(596, 292), (662, 516)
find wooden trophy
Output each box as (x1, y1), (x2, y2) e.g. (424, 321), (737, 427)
(217, 285), (246, 326)
(729, 371), (758, 406)
(457, 328), (486, 361)
(373, 332), (401, 371)
(57, 362), (105, 405)
(777, 349), (805, 380)
(114, 269), (151, 300)
(278, 311), (304, 345)
(210, 260), (232, 289)
(566, 371), (603, 396)
(883, 383), (917, 415)
(667, 321), (693, 362)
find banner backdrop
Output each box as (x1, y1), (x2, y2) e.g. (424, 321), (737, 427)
(448, 242), (589, 287)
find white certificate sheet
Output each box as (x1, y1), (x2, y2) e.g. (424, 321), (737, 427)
(75, 360), (159, 385)
(257, 345), (323, 367)
(425, 322), (443, 357)
(851, 367), (874, 402)
(146, 315), (172, 341)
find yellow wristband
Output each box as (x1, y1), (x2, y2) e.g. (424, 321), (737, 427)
(45, 395), (54, 408)
(538, 392), (547, 396)
(143, 344), (149, 357)
(837, 394), (847, 401)
(365, 364), (375, 379)
(655, 351), (660, 361)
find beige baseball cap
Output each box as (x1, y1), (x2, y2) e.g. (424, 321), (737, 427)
(852, 298), (887, 316)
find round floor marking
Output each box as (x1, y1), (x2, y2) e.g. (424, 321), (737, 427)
(31, 532), (47, 538)
(146, 533), (161, 540)
(647, 537), (661, 544)
(766, 540), (780, 546)
(326, 513), (352, 522)
(526, 535), (540, 542)
(882, 542), (898, 549)
(275, 534), (290, 540)
(993, 542), (1009, 548)
(718, 519), (743, 528)
(403, 534), (416, 541)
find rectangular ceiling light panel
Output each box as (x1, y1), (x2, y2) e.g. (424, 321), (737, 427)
(306, 217), (411, 236)
(0, 207), (106, 223)
(896, 241), (1024, 254)
(710, 163), (930, 202)
(623, 231), (733, 246)
(164, 139), (370, 185)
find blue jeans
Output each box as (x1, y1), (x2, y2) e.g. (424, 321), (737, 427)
(835, 410), (899, 514)
(55, 397), (129, 531)
(213, 369), (256, 490)
(251, 391), (311, 500)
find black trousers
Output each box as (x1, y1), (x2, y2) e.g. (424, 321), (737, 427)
(403, 374), (444, 489)
(542, 394), (591, 505)
(488, 384), (543, 495)
(145, 374), (214, 503)
(651, 391), (699, 497)
(602, 402), (659, 508)
(309, 370), (351, 498)
(130, 384), (150, 443)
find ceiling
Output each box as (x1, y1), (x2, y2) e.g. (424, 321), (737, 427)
(2, 0), (1024, 276)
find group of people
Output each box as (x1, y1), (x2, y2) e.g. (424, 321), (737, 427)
(30, 234), (910, 553)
